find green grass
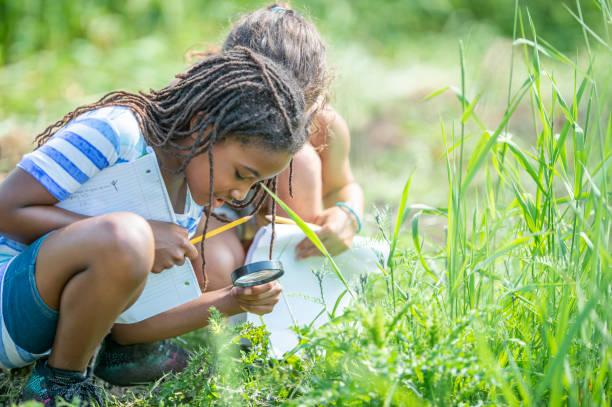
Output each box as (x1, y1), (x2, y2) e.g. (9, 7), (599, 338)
(1, 1), (612, 405)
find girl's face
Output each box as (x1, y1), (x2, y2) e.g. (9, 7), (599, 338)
(184, 138), (292, 208)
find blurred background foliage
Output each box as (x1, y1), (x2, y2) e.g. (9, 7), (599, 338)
(0, 0), (604, 65)
(0, 0), (608, 220)
(2, 3), (611, 405)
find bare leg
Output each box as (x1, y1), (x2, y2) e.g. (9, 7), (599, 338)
(277, 143), (322, 222)
(191, 215), (245, 292)
(34, 212), (154, 372)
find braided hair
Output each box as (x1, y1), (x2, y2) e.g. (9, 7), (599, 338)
(222, 3), (329, 199)
(35, 46), (307, 290)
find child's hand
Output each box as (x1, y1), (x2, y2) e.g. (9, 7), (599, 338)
(296, 206), (356, 259)
(147, 220), (198, 273)
(230, 281), (282, 315)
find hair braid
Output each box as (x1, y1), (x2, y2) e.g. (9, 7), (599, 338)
(288, 159), (294, 198)
(268, 177), (278, 260)
(34, 46), (307, 290)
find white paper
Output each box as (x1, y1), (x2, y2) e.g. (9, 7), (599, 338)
(230, 224), (388, 356)
(56, 150), (201, 323)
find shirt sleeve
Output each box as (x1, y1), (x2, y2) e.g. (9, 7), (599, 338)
(18, 116), (121, 201)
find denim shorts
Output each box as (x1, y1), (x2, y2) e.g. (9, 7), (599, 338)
(1, 232), (58, 357)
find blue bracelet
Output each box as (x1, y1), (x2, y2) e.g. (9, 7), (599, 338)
(335, 202), (362, 233)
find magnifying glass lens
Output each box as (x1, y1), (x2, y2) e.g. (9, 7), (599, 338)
(234, 269), (278, 285)
(232, 260), (284, 287)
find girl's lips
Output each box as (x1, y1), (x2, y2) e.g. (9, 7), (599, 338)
(213, 198), (225, 208)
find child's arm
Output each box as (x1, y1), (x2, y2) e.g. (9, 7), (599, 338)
(0, 168), (87, 243)
(0, 168), (197, 273)
(296, 107), (364, 258)
(317, 108), (364, 214)
(109, 282), (281, 344)
(0, 115), (126, 243)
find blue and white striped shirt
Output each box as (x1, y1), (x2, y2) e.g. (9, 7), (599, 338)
(0, 106), (204, 368)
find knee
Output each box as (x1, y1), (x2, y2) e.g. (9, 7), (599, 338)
(92, 213), (154, 286)
(203, 238), (245, 274)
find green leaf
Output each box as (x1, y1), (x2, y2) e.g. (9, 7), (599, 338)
(388, 172), (413, 268)
(534, 295), (600, 403)
(411, 210), (438, 281)
(261, 184), (355, 298)
(563, 3), (612, 52)
(461, 90), (484, 124)
(460, 76), (532, 192)
(423, 85), (449, 101)
(500, 138), (547, 195)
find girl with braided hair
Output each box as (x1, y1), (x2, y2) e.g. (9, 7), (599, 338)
(202, 3), (365, 290)
(0, 47), (306, 405)
(94, 3), (366, 389)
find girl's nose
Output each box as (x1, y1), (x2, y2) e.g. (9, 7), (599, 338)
(230, 187), (249, 202)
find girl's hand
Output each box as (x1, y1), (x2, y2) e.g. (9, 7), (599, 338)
(147, 220), (198, 273)
(296, 206), (357, 259)
(230, 281), (282, 315)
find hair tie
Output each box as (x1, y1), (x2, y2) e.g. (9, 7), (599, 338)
(336, 202), (362, 233)
(270, 6), (286, 13)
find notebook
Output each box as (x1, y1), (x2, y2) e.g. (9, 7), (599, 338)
(230, 223), (388, 356)
(55, 148), (201, 323)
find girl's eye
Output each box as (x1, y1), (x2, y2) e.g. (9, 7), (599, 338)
(234, 170), (245, 181)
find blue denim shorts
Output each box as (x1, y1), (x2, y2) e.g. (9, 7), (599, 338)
(2, 232), (58, 355)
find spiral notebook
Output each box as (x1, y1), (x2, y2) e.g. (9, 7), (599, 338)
(56, 149), (201, 324)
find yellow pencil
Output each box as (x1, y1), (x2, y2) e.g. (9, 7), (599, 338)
(265, 215), (318, 229)
(189, 215), (252, 245)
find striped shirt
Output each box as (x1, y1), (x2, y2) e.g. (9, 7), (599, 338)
(0, 106), (203, 368)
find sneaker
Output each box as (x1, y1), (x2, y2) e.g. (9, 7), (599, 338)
(93, 335), (189, 386)
(20, 358), (105, 407)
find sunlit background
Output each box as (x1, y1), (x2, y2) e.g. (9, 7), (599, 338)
(2, 2), (612, 405)
(0, 0), (608, 224)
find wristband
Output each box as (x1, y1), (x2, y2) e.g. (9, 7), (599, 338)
(335, 202), (362, 233)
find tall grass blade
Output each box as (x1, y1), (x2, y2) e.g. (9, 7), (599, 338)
(388, 173), (414, 268)
(563, 3), (612, 52)
(261, 184), (355, 298)
(461, 77), (532, 191)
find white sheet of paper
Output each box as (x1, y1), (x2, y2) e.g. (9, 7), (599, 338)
(56, 150), (201, 323)
(230, 224), (388, 356)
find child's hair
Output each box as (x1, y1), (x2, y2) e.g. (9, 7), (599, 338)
(34, 46), (307, 290)
(36, 46), (306, 166)
(222, 2), (328, 112)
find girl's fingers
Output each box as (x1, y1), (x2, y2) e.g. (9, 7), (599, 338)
(239, 305), (276, 315)
(296, 244), (315, 259)
(296, 226), (329, 250)
(236, 296), (280, 307)
(295, 236), (313, 252)
(232, 283), (281, 314)
(231, 281), (282, 300)
(296, 232), (331, 258)
(236, 293), (281, 304)
(297, 246), (320, 259)
(184, 242), (199, 261)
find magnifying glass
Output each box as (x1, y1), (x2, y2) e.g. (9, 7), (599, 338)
(232, 260), (285, 287)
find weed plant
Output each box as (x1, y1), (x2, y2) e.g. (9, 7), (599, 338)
(1, 1), (611, 406)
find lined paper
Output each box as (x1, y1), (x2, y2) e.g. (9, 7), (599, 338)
(56, 150), (201, 323)
(232, 224), (388, 356)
